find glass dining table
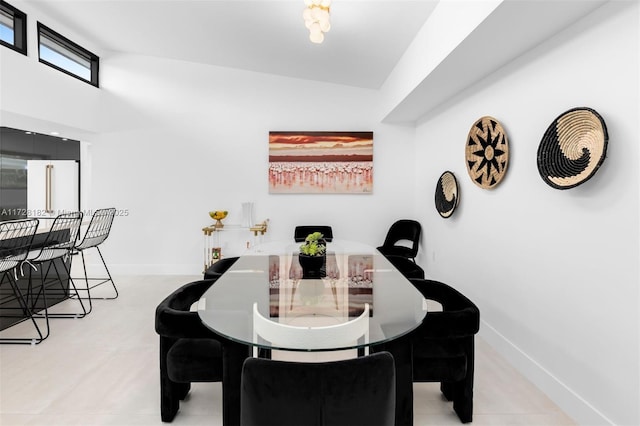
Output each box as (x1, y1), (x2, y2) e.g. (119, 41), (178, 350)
(198, 240), (427, 425)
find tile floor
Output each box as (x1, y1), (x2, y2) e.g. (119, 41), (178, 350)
(0, 275), (576, 425)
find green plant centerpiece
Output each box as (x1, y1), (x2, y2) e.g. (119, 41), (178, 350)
(298, 232), (327, 278)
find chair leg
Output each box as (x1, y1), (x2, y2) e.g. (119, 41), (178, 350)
(160, 373), (180, 422)
(440, 381), (454, 401)
(452, 380), (473, 423)
(95, 246), (118, 299)
(177, 382), (191, 400)
(30, 259), (88, 319)
(54, 259), (88, 317)
(452, 340), (475, 423)
(73, 247), (118, 300)
(0, 272), (50, 345)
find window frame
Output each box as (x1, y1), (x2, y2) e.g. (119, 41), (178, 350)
(0, 0), (27, 56)
(37, 22), (99, 87)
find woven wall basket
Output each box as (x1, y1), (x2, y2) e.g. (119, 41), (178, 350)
(435, 171), (459, 218)
(465, 116), (509, 189)
(537, 107), (608, 190)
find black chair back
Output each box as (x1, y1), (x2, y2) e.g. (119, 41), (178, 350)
(240, 352), (395, 426)
(294, 225), (333, 242)
(377, 219), (421, 261)
(385, 255), (425, 279)
(75, 208), (116, 250)
(0, 219), (39, 273)
(29, 211), (83, 263)
(203, 256), (240, 280)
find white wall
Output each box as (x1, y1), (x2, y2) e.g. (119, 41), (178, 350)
(413, 2), (639, 424)
(90, 54), (416, 274)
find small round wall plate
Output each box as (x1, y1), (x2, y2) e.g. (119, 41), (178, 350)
(537, 107), (608, 189)
(435, 171), (459, 218)
(465, 116), (509, 189)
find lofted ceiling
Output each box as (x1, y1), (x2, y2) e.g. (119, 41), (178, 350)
(25, 0), (439, 89)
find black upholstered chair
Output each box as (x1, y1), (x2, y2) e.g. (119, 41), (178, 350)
(294, 225), (333, 242)
(203, 256), (239, 280)
(240, 352), (396, 426)
(385, 255), (425, 279)
(409, 279), (480, 423)
(377, 219), (421, 262)
(155, 279), (225, 422)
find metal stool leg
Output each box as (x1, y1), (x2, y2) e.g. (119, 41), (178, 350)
(0, 271), (50, 345)
(73, 247), (118, 302)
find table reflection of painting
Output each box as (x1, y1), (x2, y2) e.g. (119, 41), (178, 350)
(268, 255), (280, 317)
(347, 255), (373, 317)
(269, 253), (373, 318)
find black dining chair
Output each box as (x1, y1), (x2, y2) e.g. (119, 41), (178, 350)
(0, 218), (44, 344)
(409, 279), (480, 423)
(72, 208), (118, 312)
(385, 254), (425, 280)
(203, 256), (239, 280)
(240, 351), (396, 426)
(377, 219), (421, 262)
(155, 279), (226, 422)
(294, 225), (333, 242)
(25, 211), (87, 320)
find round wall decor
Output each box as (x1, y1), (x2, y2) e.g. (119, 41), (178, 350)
(465, 116), (509, 189)
(537, 107), (608, 190)
(435, 171), (459, 218)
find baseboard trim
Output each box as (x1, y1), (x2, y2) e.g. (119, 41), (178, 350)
(479, 320), (614, 425)
(91, 263), (203, 276)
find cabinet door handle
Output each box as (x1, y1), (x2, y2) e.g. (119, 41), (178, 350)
(46, 164), (53, 213)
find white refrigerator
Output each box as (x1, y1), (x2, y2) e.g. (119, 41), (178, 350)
(27, 160), (79, 218)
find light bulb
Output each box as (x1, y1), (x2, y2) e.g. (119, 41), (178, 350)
(311, 6), (322, 20)
(302, 8), (312, 21)
(309, 22), (321, 34)
(321, 0), (331, 7)
(320, 19), (331, 33)
(310, 31), (324, 44)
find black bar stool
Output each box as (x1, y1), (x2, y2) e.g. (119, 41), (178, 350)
(0, 218), (45, 344)
(72, 208), (118, 311)
(26, 211), (86, 320)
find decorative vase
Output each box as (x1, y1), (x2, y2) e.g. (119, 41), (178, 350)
(241, 202), (254, 228)
(209, 211), (228, 229)
(298, 253), (326, 279)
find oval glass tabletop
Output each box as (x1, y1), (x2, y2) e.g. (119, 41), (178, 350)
(198, 240), (427, 352)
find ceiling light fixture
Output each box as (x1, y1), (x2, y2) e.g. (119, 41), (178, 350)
(303, 0), (331, 44)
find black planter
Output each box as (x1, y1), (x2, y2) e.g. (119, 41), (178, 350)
(298, 254), (326, 279)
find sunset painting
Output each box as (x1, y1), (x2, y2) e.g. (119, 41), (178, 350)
(269, 131), (373, 194)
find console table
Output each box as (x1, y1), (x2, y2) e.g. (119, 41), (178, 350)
(201, 220), (269, 272)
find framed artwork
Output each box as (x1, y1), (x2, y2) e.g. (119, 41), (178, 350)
(269, 131), (373, 194)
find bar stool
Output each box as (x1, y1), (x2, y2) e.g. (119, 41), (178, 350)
(26, 211), (86, 320)
(0, 218), (44, 344)
(72, 208), (118, 312)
